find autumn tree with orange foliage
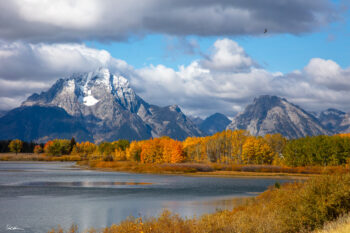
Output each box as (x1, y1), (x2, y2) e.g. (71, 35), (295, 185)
(141, 138), (164, 163)
(33, 145), (43, 154)
(162, 138), (184, 163)
(138, 137), (185, 164)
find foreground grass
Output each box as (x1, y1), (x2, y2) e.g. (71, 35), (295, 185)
(315, 214), (350, 233)
(49, 173), (350, 233)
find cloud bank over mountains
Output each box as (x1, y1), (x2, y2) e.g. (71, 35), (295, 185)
(0, 38), (349, 117)
(0, 0), (337, 42)
(0, 0), (347, 116)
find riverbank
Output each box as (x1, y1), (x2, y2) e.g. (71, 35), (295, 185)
(0, 153), (80, 161)
(76, 160), (347, 179)
(2, 153), (348, 179)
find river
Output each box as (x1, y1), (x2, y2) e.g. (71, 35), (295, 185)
(0, 162), (292, 233)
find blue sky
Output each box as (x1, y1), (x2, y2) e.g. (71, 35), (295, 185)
(86, 3), (349, 74)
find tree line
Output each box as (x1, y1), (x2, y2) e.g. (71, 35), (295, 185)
(3, 131), (350, 167)
(0, 140), (43, 153)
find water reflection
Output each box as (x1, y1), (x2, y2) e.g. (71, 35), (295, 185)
(17, 181), (153, 187)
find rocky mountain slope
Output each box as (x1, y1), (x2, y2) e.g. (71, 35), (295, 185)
(0, 110), (7, 118)
(338, 113), (350, 133)
(188, 116), (204, 126)
(227, 95), (329, 138)
(2, 68), (201, 142)
(318, 109), (346, 133)
(0, 106), (92, 142)
(199, 113), (231, 135)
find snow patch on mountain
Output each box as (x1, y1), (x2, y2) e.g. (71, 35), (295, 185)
(82, 90), (99, 106)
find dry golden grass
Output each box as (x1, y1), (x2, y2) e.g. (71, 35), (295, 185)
(77, 160), (349, 179)
(315, 214), (350, 233)
(0, 153), (47, 161)
(0, 153), (81, 161)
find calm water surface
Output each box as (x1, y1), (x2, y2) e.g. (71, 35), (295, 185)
(0, 162), (293, 233)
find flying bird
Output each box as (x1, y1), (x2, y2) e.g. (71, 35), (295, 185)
(264, 28), (267, 33)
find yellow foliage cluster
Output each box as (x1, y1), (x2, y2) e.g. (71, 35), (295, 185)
(114, 148), (127, 161)
(72, 141), (97, 159)
(183, 130), (285, 165)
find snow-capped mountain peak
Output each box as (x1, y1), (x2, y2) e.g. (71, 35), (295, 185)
(19, 68), (202, 142)
(23, 68), (139, 110)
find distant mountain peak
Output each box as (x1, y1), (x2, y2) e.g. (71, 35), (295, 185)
(169, 104), (181, 113)
(318, 108), (347, 133)
(227, 95), (329, 138)
(321, 108), (346, 116)
(22, 68), (140, 114)
(72, 68), (137, 109)
(199, 113), (230, 135)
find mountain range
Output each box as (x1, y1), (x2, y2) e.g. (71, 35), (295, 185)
(226, 96), (350, 138)
(227, 95), (327, 138)
(0, 68), (201, 142)
(0, 68), (349, 142)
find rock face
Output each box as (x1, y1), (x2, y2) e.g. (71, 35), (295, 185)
(338, 114), (350, 133)
(140, 104), (202, 139)
(199, 113), (231, 135)
(227, 95), (329, 138)
(318, 109), (346, 133)
(188, 116), (204, 126)
(2, 68), (201, 142)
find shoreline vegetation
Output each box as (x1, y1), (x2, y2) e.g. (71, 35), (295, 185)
(1, 154), (348, 178)
(77, 160), (344, 179)
(47, 173), (350, 233)
(1, 130), (350, 178)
